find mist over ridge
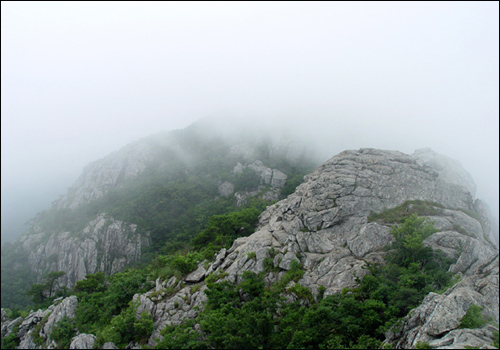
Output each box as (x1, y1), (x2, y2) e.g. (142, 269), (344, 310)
(2, 2), (498, 245)
(2, 110), (499, 246)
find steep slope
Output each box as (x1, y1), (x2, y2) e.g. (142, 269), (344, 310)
(1, 121), (317, 309)
(131, 148), (498, 348)
(2, 147), (497, 349)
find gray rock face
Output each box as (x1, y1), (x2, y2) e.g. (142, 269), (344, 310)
(131, 148), (498, 348)
(244, 160), (288, 189)
(1, 316), (22, 340)
(218, 181), (234, 197)
(387, 257), (499, 349)
(69, 333), (97, 349)
(413, 148), (477, 197)
(185, 262), (208, 283)
(19, 214), (149, 289)
(56, 142), (154, 210)
(271, 169), (288, 189)
(2, 296), (79, 348)
(41, 296), (78, 341)
(131, 281), (209, 347)
(17, 309), (48, 340)
(230, 160), (288, 207)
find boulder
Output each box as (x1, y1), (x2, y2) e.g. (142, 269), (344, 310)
(69, 333), (96, 349)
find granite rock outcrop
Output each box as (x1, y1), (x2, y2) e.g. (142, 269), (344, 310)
(2, 296), (78, 349)
(3, 148), (498, 349)
(131, 148), (498, 348)
(20, 214), (149, 289)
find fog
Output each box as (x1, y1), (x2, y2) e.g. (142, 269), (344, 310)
(2, 2), (498, 244)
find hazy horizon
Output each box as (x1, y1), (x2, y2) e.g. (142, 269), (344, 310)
(2, 2), (498, 244)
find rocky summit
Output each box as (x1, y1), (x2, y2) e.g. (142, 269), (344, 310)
(136, 148), (498, 348)
(1, 147), (498, 349)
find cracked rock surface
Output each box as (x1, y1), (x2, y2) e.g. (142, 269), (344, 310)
(131, 148), (498, 348)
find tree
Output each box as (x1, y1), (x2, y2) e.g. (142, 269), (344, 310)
(27, 270), (66, 304)
(388, 214), (437, 268)
(74, 272), (106, 294)
(45, 271), (66, 298)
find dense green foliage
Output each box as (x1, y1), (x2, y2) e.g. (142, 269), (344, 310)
(4, 207), (490, 349)
(0, 323), (20, 349)
(95, 306), (154, 348)
(190, 207), (263, 259)
(1, 127), (315, 311)
(459, 304), (493, 329)
(73, 268), (150, 335)
(155, 215), (457, 349)
(493, 331), (500, 348)
(0, 242), (37, 310)
(5, 205), (267, 348)
(49, 316), (77, 349)
(27, 271), (68, 306)
(280, 172), (306, 197)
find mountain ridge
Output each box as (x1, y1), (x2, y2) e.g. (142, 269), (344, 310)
(1, 122), (318, 309)
(1, 123), (498, 349)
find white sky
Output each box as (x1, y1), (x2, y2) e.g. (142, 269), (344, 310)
(1, 1), (499, 242)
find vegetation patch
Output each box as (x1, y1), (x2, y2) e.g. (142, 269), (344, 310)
(149, 286), (179, 301)
(288, 283), (314, 304)
(155, 215), (458, 349)
(27, 271), (68, 307)
(246, 251), (257, 260)
(0, 322), (21, 349)
(94, 304), (154, 348)
(368, 200), (444, 224)
(1, 242), (38, 310)
(205, 271), (229, 284)
(459, 304), (493, 329)
(190, 284), (202, 294)
(263, 248), (281, 273)
(191, 207), (264, 260)
(50, 316), (76, 349)
(415, 341), (432, 349)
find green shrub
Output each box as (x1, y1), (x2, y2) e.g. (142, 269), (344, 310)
(50, 316), (76, 349)
(190, 284), (202, 294)
(368, 200), (444, 223)
(459, 304), (492, 329)
(205, 271), (228, 284)
(169, 252), (204, 276)
(280, 173), (306, 197)
(263, 257), (275, 272)
(246, 251), (256, 260)
(96, 304), (154, 348)
(74, 271), (106, 294)
(272, 259), (305, 293)
(289, 283), (314, 303)
(233, 167), (261, 192)
(492, 330), (499, 348)
(1, 323), (20, 349)
(415, 341), (432, 349)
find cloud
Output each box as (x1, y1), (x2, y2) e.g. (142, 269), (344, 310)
(2, 2), (498, 243)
